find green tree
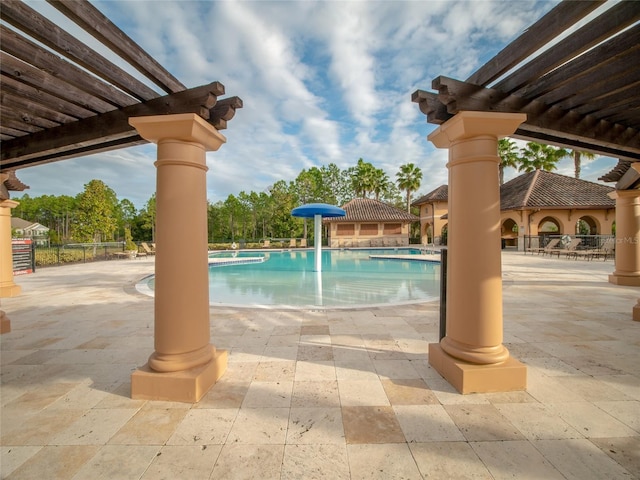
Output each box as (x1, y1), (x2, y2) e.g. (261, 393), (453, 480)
(571, 150), (597, 179)
(138, 193), (156, 242)
(71, 179), (118, 242)
(396, 163), (423, 212)
(519, 142), (569, 172)
(498, 138), (520, 185)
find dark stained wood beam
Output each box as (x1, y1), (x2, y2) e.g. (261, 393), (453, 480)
(48, 0), (185, 94)
(1, 90), (77, 124)
(0, 52), (116, 113)
(1, 0), (159, 102)
(0, 26), (136, 108)
(466, 1), (604, 86)
(0, 82), (232, 169)
(494, 1), (640, 94)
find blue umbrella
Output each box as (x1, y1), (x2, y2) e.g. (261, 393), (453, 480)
(291, 203), (345, 272)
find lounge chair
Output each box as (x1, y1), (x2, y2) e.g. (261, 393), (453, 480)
(587, 238), (615, 261)
(289, 238), (296, 248)
(140, 242), (155, 255)
(534, 238), (560, 255)
(263, 239), (271, 248)
(300, 238), (307, 248)
(549, 238), (582, 258)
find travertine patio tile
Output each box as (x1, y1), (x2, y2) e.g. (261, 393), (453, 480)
(195, 380), (250, 408)
(595, 374), (640, 400)
(470, 440), (564, 480)
(337, 379), (389, 406)
(381, 378), (438, 405)
(282, 444), (349, 480)
(70, 445), (159, 479)
(393, 404), (465, 442)
(242, 380), (293, 407)
(211, 444), (283, 480)
(554, 375), (633, 402)
(4, 445), (98, 480)
(253, 360), (296, 382)
(2, 382), (77, 411)
(140, 444), (220, 479)
(108, 407), (188, 445)
(0, 409), (84, 445)
(548, 402), (639, 438)
(93, 382), (147, 409)
(372, 359), (421, 379)
(495, 403), (581, 440)
(51, 408), (137, 445)
(262, 346), (299, 361)
(294, 360), (336, 381)
(342, 406), (404, 444)
(444, 404), (525, 441)
(297, 344), (334, 361)
(426, 377), (490, 405)
(222, 361), (258, 380)
(593, 400), (640, 432)
(291, 380), (340, 407)
(521, 356), (586, 376)
(226, 407), (289, 444)
(409, 442), (493, 479)
(166, 408), (237, 445)
(286, 407), (344, 444)
(534, 438), (635, 479)
(0, 446), (42, 478)
(590, 437), (640, 478)
(525, 372), (585, 403)
(347, 443), (422, 480)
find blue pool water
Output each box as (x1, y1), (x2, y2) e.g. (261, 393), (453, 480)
(205, 248), (440, 308)
(141, 248), (441, 308)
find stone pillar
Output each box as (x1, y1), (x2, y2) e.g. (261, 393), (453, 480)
(1, 199), (21, 334)
(129, 113), (228, 402)
(427, 111), (527, 394)
(608, 190), (640, 287)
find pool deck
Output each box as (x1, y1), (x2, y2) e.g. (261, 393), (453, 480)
(1, 251), (639, 479)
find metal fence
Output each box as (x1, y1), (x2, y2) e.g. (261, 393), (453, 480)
(523, 234), (615, 252)
(33, 242), (127, 268)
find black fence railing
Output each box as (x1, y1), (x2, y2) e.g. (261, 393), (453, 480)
(523, 234), (615, 253)
(33, 242), (128, 267)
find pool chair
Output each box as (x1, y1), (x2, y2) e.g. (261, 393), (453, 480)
(584, 237), (615, 261)
(289, 238), (297, 248)
(549, 238), (582, 258)
(300, 238), (307, 248)
(532, 238), (560, 255)
(262, 239), (271, 248)
(140, 242), (155, 255)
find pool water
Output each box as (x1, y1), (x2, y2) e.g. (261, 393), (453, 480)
(205, 248), (440, 308)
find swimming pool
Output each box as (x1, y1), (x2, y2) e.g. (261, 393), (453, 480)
(142, 248), (441, 308)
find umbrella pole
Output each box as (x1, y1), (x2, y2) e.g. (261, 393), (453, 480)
(314, 214), (322, 272)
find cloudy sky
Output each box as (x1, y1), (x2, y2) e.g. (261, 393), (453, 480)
(16, 0), (618, 209)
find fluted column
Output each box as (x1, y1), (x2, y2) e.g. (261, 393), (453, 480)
(129, 113), (228, 402)
(427, 111), (527, 394)
(608, 190), (640, 287)
(0, 199), (21, 334)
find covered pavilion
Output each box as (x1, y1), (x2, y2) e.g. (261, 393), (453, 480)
(0, 0), (243, 402)
(412, 0), (640, 393)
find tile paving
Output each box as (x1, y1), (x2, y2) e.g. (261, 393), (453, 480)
(1, 250), (639, 479)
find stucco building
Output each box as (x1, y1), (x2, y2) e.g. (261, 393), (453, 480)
(324, 198), (419, 248)
(413, 170), (616, 251)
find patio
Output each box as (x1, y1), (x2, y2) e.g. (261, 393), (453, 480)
(0, 251), (638, 479)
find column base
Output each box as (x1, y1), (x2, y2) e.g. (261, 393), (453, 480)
(0, 310), (10, 334)
(0, 283), (22, 297)
(131, 348), (227, 403)
(429, 343), (527, 394)
(609, 273), (640, 287)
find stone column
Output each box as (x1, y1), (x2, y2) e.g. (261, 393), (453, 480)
(1, 199), (21, 334)
(427, 111), (527, 394)
(129, 113), (227, 402)
(608, 190), (640, 287)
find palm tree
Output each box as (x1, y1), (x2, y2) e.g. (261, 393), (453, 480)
(572, 150), (597, 179)
(396, 163), (423, 212)
(519, 142), (569, 172)
(498, 138), (520, 185)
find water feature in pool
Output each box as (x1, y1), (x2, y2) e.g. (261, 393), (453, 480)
(143, 248), (441, 308)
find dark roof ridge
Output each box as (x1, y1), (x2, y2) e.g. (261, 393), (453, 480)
(521, 169), (539, 206)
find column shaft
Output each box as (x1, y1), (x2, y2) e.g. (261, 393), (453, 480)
(609, 190), (640, 286)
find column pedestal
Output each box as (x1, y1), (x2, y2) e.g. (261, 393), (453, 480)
(129, 114), (228, 402)
(608, 189), (640, 286)
(427, 111), (527, 394)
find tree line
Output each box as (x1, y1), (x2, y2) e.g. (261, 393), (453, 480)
(12, 141), (591, 244)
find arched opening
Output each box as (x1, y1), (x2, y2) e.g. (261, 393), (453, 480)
(441, 224), (448, 246)
(576, 216), (598, 235)
(538, 216), (561, 234)
(501, 218), (518, 249)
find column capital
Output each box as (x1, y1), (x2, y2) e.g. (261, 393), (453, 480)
(608, 189), (640, 201)
(428, 111), (526, 149)
(129, 113), (226, 151)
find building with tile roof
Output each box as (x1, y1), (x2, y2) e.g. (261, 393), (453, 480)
(413, 171), (616, 249)
(10, 217), (50, 246)
(323, 198), (419, 247)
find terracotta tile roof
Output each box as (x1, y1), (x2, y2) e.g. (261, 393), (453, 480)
(324, 198), (419, 223)
(412, 185), (448, 205)
(500, 170), (615, 209)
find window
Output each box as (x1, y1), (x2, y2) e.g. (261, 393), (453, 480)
(360, 223), (378, 235)
(383, 223), (401, 234)
(337, 224), (355, 236)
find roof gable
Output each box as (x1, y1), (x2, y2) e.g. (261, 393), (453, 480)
(412, 185), (448, 205)
(325, 198), (419, 223)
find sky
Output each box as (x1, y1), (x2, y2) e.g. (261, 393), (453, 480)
(15, 0), (619, 209)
